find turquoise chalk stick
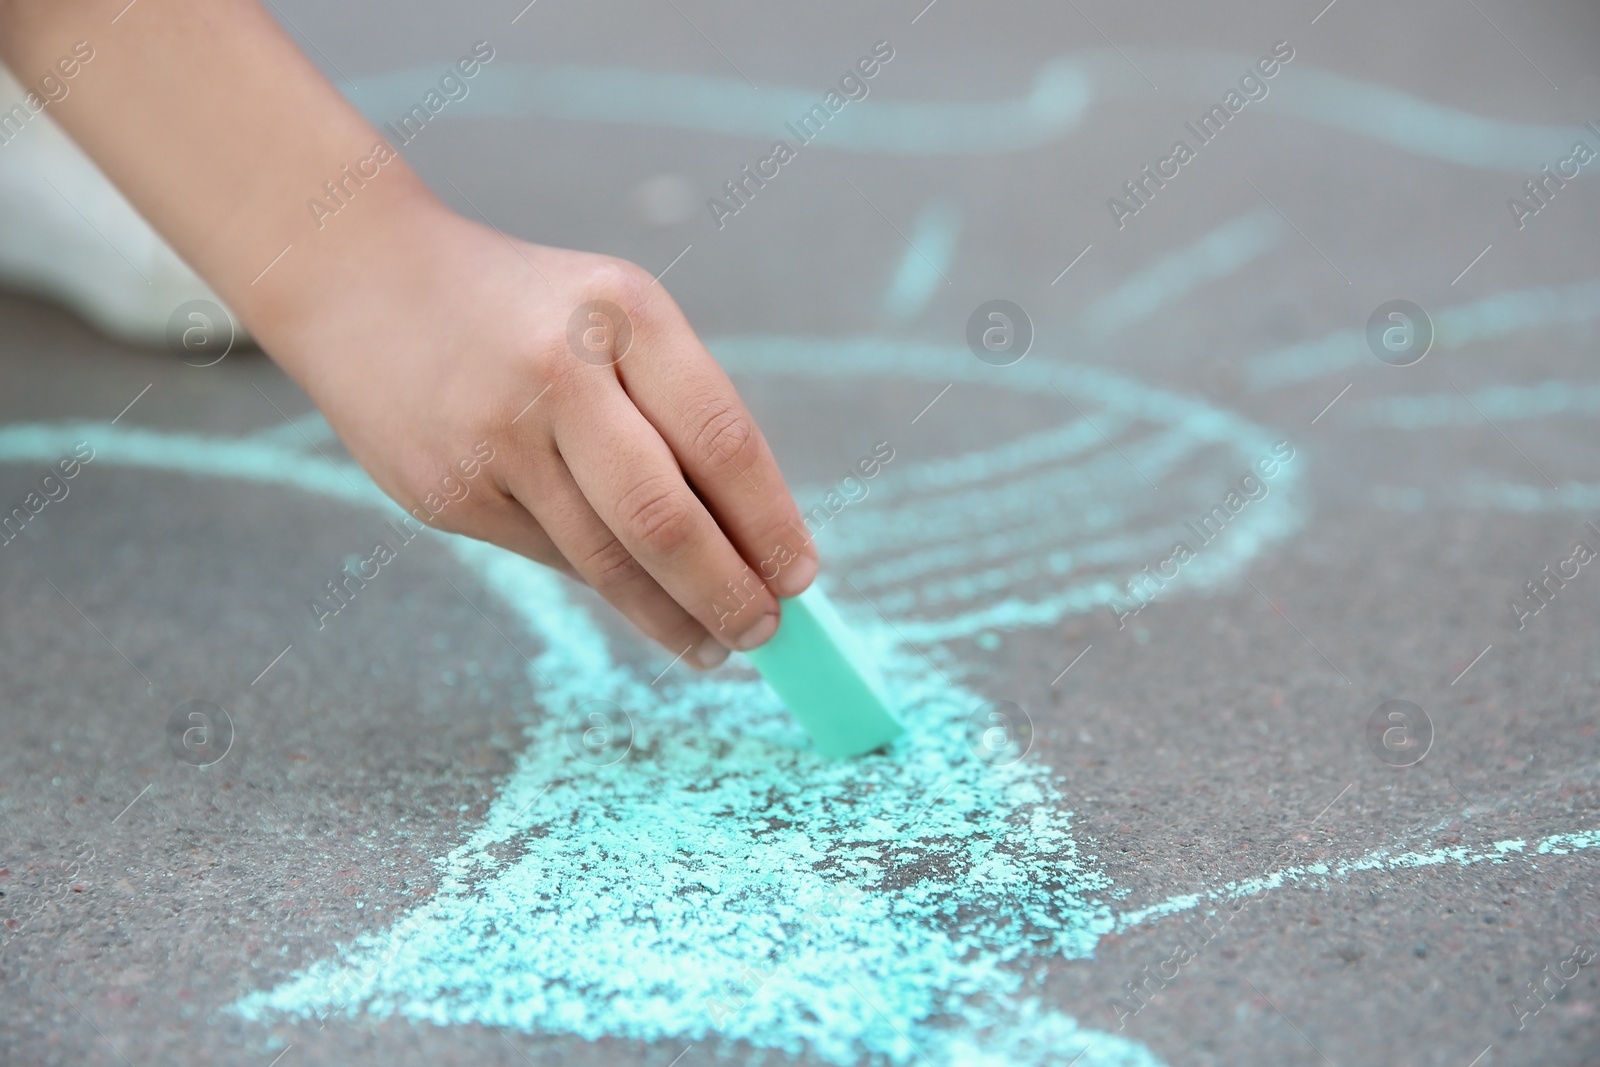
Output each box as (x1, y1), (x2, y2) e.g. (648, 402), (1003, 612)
(744, 583), (905, 758)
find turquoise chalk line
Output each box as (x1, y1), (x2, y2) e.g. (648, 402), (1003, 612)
(1348, 379), (1600, 512)
(355, 58), (1093, 156)
(713, 336), (1303, 643)
(1375, 480), (1600, 514)
(1245, 280), (1600, 392)
(1077, 208), (1283, 344)
(1351, 380), (1600, 429)
(353, 48), (1580, 169)
(1113, 829), (1600, 932)
(880, 201), (961, 322)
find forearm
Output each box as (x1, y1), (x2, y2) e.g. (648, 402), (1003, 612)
(0, 0), (442, 360)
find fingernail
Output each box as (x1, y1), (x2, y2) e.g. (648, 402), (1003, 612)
(736, 611), (780, 651)
(783, 553), (819, 595)
(690, 635), (730, 670)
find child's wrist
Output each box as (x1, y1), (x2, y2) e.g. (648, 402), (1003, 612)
(233, 170), (453, 365)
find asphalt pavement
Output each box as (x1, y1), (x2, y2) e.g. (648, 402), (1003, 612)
(2, 2), (1598, 1066)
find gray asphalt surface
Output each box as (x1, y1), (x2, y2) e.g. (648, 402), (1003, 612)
(3, 2), (1599, 1066)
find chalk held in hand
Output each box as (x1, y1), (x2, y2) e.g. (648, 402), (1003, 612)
(744, 582), (904, 758)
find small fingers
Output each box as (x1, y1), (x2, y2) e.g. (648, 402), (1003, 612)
(553, 384), (782, 651)
(510, 459), (728, 669)
(616, 308), (817, 598)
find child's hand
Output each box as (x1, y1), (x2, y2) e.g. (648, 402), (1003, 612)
(0, 1), (817, 668)
(260, 201), (817, 669)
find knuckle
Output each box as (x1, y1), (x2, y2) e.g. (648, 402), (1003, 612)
(551, 266), (650, 374)
(586, 258), (653, 306)
(580, 535), (646, 591)
(583, 258), (660, 332)
(618, 476), (697, 557)
(691, 399), (756, 472)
